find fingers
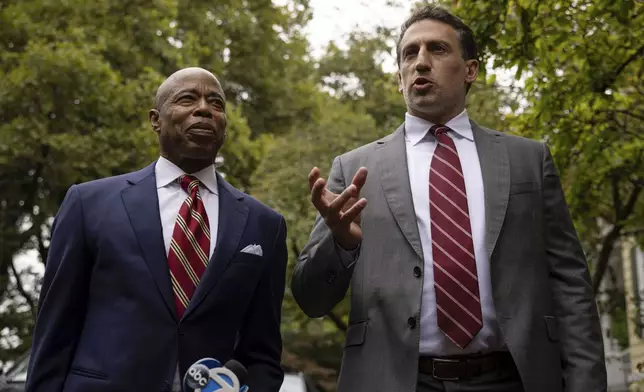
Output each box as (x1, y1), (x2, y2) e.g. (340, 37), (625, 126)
(309, 166), (368, 224)
(309, 166), (329, 214)
(310, 177), (328, 214)
(327, 184), (357, 216)
(328, 167), (368, 217)
(308, 167), (321, 192)
(351, 167), (368, 191)
(341, 197), (367, 223)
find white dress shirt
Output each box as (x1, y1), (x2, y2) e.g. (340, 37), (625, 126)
(404, 110), (505, 356)
(155, 156), (219, 260)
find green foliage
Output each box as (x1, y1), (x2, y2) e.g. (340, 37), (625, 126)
(611, 301), (630, 350)
(452, 0), (644, 295)
(5, 0), (635, 388)
(0, 0), (315, 370)
(253, 93), (384, 388)
(0, 265), (39, 368)
(217, 104), (272, 192)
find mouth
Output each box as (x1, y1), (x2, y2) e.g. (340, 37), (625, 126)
(186, 122), (217, 134)
(412, 77), (433, 91)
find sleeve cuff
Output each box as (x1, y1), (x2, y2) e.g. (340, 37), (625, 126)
(334, 239), (360, 269)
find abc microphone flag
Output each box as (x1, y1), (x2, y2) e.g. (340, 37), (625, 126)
(183, 357), (249, 392)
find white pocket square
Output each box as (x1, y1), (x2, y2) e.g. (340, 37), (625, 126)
(240, 244), (263, 257)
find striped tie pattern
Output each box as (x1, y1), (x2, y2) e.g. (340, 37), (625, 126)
(167, 175), (211, 319)
(429, 125), (482, 348)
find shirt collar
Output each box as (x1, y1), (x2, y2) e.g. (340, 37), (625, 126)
(404, 109), (473, 146)
(155, 156), (219, 195)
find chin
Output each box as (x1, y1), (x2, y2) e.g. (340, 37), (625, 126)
(411, 100), (440, 114)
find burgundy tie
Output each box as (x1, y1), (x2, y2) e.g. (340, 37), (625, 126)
(429, 125), (482, 348)
(167, 175), (211, 319)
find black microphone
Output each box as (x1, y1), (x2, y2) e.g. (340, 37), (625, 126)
(223, 359), (248, 387)
(183, 357), (249, 392)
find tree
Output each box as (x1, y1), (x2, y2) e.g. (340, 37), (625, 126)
(448, 0), (643, 294)
(317, 25), (512, 132)
(439, 0), (643, 350)
(0, 0), (316, 369)
(252, 93), (384, 389)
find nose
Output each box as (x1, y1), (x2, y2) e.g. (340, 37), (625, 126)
(193, 97), (212, 118)
(415, 47), (431, 73)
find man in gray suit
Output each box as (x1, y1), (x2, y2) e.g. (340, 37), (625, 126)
(291, 5), (606, 392)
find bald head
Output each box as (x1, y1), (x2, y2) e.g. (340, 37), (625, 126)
(155, 67), (222, 110)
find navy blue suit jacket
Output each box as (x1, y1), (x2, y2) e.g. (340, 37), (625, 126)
(25, 162), (287, 392)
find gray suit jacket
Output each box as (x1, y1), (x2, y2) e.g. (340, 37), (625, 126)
(291, 122), (607, 392)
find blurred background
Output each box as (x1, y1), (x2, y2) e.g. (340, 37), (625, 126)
(0, 0), (642, 391)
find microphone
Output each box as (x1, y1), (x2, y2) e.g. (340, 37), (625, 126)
(183, 357), (249, 392)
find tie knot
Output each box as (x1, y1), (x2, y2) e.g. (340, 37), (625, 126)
(430, 124), (449, 137)
(179, 175), (200, 194)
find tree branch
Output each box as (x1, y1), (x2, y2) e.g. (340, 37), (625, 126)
(598, 109), (644, 123)
(8, 258), (36, 312)
(622, 184), (643, 222)
(592, 226), (623, 296)
(621, 228), (644, 237)
(595, 44), (644, 92)
(0, 145), (48, 298)
(613, 45), (644, 83)
(593, 184), (643, 295)
(38, 231), (49, 264)
(612, 173), (622, 219)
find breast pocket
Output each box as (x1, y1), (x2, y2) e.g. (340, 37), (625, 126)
(506, 181), (542, 230)
(69, 366), (109, 380)
(544, 316), (559, 342)
(345, 320), (368, 348)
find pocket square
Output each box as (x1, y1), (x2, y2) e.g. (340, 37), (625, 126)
(240, 244), (263, 257)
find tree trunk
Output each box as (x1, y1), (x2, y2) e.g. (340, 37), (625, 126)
(592, 183), (642, 296)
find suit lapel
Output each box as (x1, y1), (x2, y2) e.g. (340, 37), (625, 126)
(121, 163), (177, 321)
(376, 124), (424, 260)
(471, 121), (510, 259)
(183, 174), (248, 320)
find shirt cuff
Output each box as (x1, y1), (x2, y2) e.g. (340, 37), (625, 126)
(334, 239), (360, 269)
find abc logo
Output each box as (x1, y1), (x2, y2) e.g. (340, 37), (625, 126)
(185, 363), (211, 389)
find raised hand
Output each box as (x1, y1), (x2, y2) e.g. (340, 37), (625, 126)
(308, 166), (368, 250)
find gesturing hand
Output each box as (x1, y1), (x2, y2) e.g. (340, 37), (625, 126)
(308, 166), (368, 250)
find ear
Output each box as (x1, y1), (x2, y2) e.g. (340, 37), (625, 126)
(397, 71), (403, 93)
(464, 59), (479, 85)
(149, 109), (161, 134)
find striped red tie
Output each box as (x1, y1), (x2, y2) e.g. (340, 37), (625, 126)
(429, 125), (482, 348)
(167, 175), (211, 319)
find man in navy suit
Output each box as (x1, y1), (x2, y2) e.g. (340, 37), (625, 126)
(25, 67), (288, 392)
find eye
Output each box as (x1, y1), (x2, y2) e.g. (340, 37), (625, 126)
(177, 95), (196, 104)
(431, 43), (447, 53)
(403, 48), (417, 59)
(211, 99), (225, 111)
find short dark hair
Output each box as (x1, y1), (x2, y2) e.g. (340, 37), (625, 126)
(395, 5), (478, 66)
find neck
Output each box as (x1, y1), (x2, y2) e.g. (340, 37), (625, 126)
(409, 108), (464, 125)
(162, 153), (214, 174)
(409, 100), (465, 125)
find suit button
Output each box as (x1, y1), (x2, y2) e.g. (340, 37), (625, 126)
(413, 266), (422, 277)
(408, 316), (417, 329)
(161, 380), (169, 392)
(326, 271), (336, 283)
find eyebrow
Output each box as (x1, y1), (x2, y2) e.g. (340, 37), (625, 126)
(173, 88), (225, 100)
(402, 38), (452, 51)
